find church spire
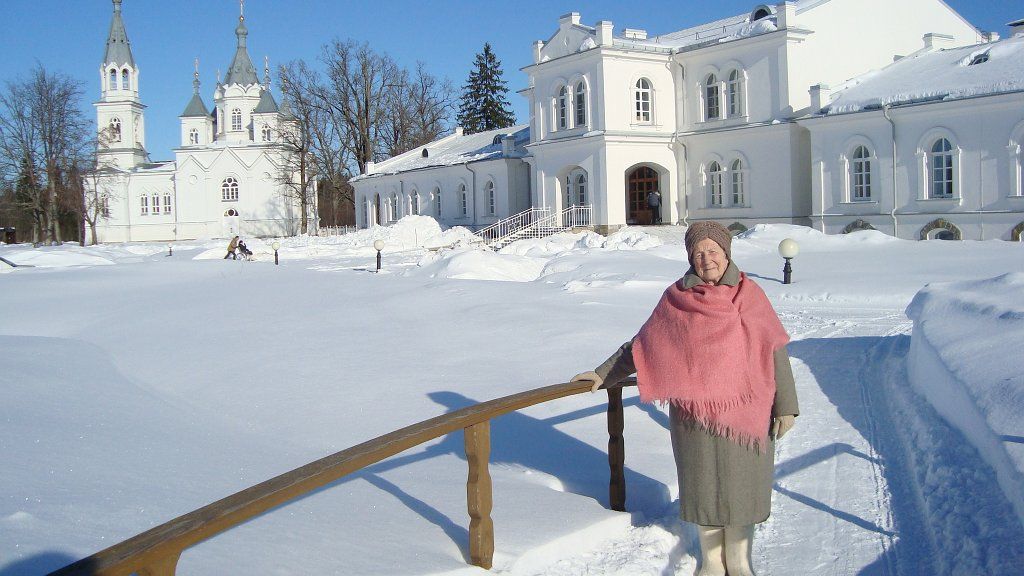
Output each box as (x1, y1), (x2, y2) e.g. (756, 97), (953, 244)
(181, 58), (210, 117)
(223, 0), (259, 86)
(103, 0), (135, 68)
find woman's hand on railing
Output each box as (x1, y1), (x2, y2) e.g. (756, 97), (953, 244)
(570, 371), (605, 393)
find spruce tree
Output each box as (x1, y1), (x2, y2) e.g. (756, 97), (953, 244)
(457, 43), (516, 134)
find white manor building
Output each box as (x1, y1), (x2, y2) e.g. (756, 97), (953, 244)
(354, 0), (1024, 241)
(87, 0), (313, 243)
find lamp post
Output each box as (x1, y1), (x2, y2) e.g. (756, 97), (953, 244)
(778, 238), (799, 284)
(167, 243), (173, 257)
(272, 241), (280, 266)
(373, 239), (385, 272)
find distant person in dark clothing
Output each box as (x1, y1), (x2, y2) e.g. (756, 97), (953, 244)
(237, 239), (252, 260)
(647, 190), (662, 224)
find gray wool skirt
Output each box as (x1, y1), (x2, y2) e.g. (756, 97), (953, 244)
(669, 404), (776, 527)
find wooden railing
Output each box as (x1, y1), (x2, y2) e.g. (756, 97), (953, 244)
(49, 378), (638, 575)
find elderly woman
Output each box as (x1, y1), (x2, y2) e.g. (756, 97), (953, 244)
(572, 221), (798, 576)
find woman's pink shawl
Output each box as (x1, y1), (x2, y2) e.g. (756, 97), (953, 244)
(632, 272), (789, 451)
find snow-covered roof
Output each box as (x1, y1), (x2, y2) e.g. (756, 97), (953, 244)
(823, 34), (1024, 115)
(353, 125), (530, 181)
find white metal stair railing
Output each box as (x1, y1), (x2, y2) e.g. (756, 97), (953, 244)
(478, 205), (594, 250)
(474, 207), (550, 247)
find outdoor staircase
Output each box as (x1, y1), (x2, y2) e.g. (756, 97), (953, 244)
(474, 205), (593, 250)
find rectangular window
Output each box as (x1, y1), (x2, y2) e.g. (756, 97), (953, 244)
(140, 195), (148, 216)
(164, 194), (172, 214)
(151, 195), (160, 215)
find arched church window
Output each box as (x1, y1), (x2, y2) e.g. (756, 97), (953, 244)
(727, 70), (744, 117)
(221, 177), (239, 202)
(558, 86), (568, 130)
(486, 181), (496, 215)
(412, 191), (420, 215)
(109, 68), (117, 90)
(261, 125), (272, 142)
(705, 74), (720, 120)
(122, 69), (130, 91)
(634, 78), (652, 123)
(707, 161), (724, 206)
(575, 81), (586, 127)
(231, 108), (242, 132)
(189, 128), (200, 145)
(109, 117), (122, 143)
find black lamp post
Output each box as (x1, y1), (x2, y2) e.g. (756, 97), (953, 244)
(272, 241), (280, 265)
(373, 239), (385, 272)
(167, 243), (173, 257)
(778, 238), (799, 284)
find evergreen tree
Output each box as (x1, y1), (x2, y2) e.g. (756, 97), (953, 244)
(457, 43), (516, 134)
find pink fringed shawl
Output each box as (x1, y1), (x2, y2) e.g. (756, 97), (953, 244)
(632, 272), (789, 450)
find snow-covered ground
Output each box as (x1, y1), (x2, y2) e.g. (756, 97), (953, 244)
(2, 218), (1023, 575)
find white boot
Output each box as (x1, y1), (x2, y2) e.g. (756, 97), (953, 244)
(695, 525), (727, 576)
(723, 524), (756, 576)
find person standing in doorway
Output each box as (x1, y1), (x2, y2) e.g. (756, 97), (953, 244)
(647, 190), (662, 224)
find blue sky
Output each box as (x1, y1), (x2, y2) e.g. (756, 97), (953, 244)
(1, 0), (1020, 161)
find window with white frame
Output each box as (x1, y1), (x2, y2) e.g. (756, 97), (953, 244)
(634, 78), (652, 123)
(558, 86), (569, 130)
(108, 68), (117, 89)
(231, 108), (242, 132)
(122, 69), (130, 91)
(261, 125), (272, 142)
(929, 138), (954, 198)
(164, 193), (172, 214)
(434, 187), (442, 217)
(222, 177), (239, 202)
(361, 197), (368, 226)
(189, 128), (200, 145)
(705, 74), (720, 120)
(412, 191), (420, 215)
(727, 70), (744, 117)
(486, 181), (496, 215)
(851, 145), (872, 201)
(575, 173), (587, 205)
(151, 194), (160, 215)
(459, 184), (468, 217)
(140, 195), (148, 215)
(101, 197), (110, 218)
(110, 117), (122, 143)
(575, 81), (586, 127)
(730, 159), (746, 206)
(707, 161), (724, 206)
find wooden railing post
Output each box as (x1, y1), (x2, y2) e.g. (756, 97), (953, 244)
(465, 421), (494, 569)
(607, 386), (626, 512)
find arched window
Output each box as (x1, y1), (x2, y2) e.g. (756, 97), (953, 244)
(730, 159), (745, 206)
(434, 187), (442, 217)
(851, 145), (872, 200)
(727, 70), (744, 117)
(929, 138), (954, 198)
(575, 81), (586, 127)
(705, 74), (720, 120)
(459, 184), (468, 217)
(189, 128), (200, 145)
(164, 193), (172, 214)
(122, 69), (131, 91)
(108, 68), (117, 89)
(557, 86), (568, 130)
(575, 173), (587, 205)
(707, 161), (724, 206)
(151, 195), (160, 215)
(392, 193), (400, 221)
(486, 181), (496, 215)
(221, 177), (239, 202)
(109, 117), (122, 142)
(634, 79), (652, 123)
(261, 125), (272, 142)
(231, 108), (242, 132)
(139, 195), (148, 216)
(412, 191), (420, 215)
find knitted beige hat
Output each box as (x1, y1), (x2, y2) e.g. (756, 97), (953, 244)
(684, 221), (732, 265)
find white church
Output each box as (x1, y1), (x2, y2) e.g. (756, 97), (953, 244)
(353, 0), (1024, 241)
(87, 0), (312, 243)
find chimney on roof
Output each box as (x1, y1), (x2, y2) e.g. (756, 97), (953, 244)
(501, 134), (516, 156)
(623, 28), (647, 40)
(809, 83), (832, 112)
(365, 161), (376, 175)
(559, 12), (581, 28)
(923, 33), (955, 51)
(1008, 18), (1024, 37)
(597, 21), (614, 46)
(982, 31), (1000, 43)
(533, 40), (544, 64)
(777, 1), (796, 29)
(455, 126), (464, 136)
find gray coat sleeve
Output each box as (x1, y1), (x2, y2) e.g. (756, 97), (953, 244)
(772, 346), (799, 417)
(594, 341), (636, 386)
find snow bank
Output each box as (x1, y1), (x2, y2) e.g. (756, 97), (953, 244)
(905, 273), (1024, 526)
(412, 246), (546, 282)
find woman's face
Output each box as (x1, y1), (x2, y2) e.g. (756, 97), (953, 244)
(691, 238), (729, 284)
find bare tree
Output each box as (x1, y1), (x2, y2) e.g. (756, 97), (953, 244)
(382, 62), (455, 158)
(0, 65), (90, 244)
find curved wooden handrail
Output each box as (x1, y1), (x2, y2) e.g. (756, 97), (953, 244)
(50, 378), (638, 575)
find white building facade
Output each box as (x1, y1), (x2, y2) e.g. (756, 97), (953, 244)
(88, 0), (312, 243)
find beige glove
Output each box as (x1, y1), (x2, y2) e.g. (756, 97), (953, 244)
(570, 370), (605, 393)
(771, 415), (796, 440)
